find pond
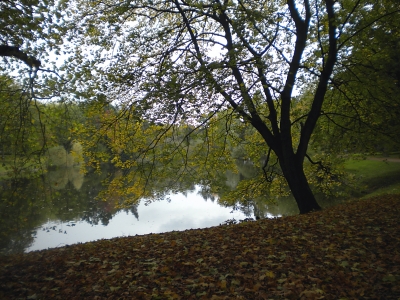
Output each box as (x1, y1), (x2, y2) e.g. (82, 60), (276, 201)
(26, 187), (251, 252)
(1, 165), (299, 255)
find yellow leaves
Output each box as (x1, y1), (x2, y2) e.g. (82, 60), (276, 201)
(155, 238), (165, 244)
(301, 253), (309, 259)
(239, 261), (249, 267)
(264, 270), (275, 278)
(218, 279), (227, 289)
(265, 238), (276, 245)
(162, 290), (181, 299)
(299, 288), (324, 299)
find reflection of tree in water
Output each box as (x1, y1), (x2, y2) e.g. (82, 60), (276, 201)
(48, 169), (119, 226)
(216, 159), (294, 219)
(0, 154), (307, 254)
(136, 173), (199, 204)
(47, 166), (84, 190)
(229, 200), (254, 218)
(0, 178), (49, 254)
(235, 159), (258, 179)
(196, 185), (217, 202)
(0, 164), (129, 253)
(81, 202), (114, 226)
(123, 205), (139, 221)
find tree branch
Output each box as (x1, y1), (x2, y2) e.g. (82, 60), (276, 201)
(296, 0), (337, 161)
(0, 45), (41, 69)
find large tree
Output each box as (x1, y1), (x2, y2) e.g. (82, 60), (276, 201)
(67, 0), (399, 213)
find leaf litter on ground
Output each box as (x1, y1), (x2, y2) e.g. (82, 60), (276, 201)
(1, 194), (400, 299)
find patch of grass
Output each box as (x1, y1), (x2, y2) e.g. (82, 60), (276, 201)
(343, 158), (400, 198)
(344, 159), (400, 179)
(363, 181), (400, 198)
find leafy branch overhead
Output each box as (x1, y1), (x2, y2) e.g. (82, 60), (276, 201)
(0, 0), (399, 213)
(65, 0), (400, 213)
(0, 0), (71, 174)
(0, 45), (41, 69)
(0, 0), (67, 69)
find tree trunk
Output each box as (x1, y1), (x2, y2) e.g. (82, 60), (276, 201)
(280, 158), (321, 214)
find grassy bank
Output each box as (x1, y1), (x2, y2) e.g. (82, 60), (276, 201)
(1, 194), (399, 299)
(343, 158), (400, 198)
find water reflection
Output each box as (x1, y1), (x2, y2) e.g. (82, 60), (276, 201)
(2, 155), (334, 254)
(0, 165), (267, 254)
(26, 190), (249, 252)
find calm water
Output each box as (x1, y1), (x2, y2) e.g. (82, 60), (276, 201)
(26, 187), (250, 252)
(1, 165), (295, 254)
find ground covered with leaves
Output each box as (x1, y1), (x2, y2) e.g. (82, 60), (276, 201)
(1, 195), (400, 300)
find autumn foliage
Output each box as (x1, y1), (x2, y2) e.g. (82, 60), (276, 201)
(1, 195), (399, 299)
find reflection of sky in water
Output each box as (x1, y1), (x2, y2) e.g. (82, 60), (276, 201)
(27, 188), (248, 252)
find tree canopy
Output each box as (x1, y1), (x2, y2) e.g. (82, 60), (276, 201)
(319, 0), (400, 154)
(60, 0), (398, 213)
(0, 0), (73, 175)
(1, 0), (399, 214)
(0, 0), (66, 68)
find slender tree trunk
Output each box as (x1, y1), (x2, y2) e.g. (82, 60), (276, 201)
(280, 157), (321, 214)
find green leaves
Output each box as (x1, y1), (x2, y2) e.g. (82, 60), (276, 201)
(0, 0), (67, 66)
(3, 0), (394, 215)
(315, 0), (400, 155)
